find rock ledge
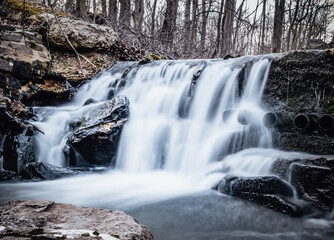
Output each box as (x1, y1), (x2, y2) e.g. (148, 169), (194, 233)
(0, 200), (153, 240)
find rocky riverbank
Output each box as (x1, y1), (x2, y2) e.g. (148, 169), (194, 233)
(0, 200), (153, 239)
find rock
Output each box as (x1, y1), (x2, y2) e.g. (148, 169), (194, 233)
(11, 60), (32, 80)
(0, 200), (153, 240)
(25, 41), (43, 51)
(0, 58), (13, 72)
(215, 175), (300, 216)
(0, 25), (16, 31)
(290, 163), (334, 212)
(8, 42), (33, 55)
(307, 39), (331, 50)
(68, 119), (126, 167)
(263, 50), (334, 113)
(3, 134), (19, 172)
(83, 98), (96, 106)
(84, 95), (130, 126)
(8, 76), (21, 89)
(0, 73), (7, 88)
(66, 96), (130, 167)
(32, 60), (42, 76)
(43, 71), (66, 81)
(2, 32), (21, 42)
(48, 17), (116, 51)
(0, 169), (16, 181)
(276, 132), (334, 155)
(20, 162), (77, 180)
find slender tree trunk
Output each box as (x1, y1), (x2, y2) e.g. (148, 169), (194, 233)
(232, 0), (244, 53)
(183, 0), (191, 54)
(159, 0), (179, 46)
(93, 0), (97, 22)
(200, 0), (213, 51)
(222, 0), (236, 56)
(190, 0), (199, 49)
(134, 0), (144, 33)
(259, 0), (266, 53)
(101, 0), (107, 18)
(212, 0), (224, 58)
(271, 0), (285, 53)
(76, 0), (87, 18)
(109, 0), (118, 26)
(151, 0), (158, 35)
(119, 0), (131, 27)
(65, 0), (75, 13)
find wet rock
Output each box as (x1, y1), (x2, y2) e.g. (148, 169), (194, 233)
(275, 132), (334, 155)
(290, 163), (334, 212)
(20, 162), (77, 180)
(68, 119), (126, 167)
(215, 175), (300, 216)
(263, 50), (334, 113)
(0, 200), (153, 240)
(48, 17), (116, 51)
(83, 98), (96, 106)
(11, 60), (32, 81)
(3, 134), (19, 172)
(84, 95), (130, 126)
(0, 169), (16, 181)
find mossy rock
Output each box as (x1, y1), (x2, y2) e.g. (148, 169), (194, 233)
(145, 53), (163, 61)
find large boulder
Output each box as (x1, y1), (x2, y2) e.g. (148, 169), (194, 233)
(48, 17), (116, 51)
(0, 200), (153, 240)
(66, 96), (129, 167)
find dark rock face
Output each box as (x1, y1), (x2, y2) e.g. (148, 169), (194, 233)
(66, 96), (129, 167)
(215, 175), (300, 216)
(0, 200), (153, 240)
(271, 157), (334, 214)
(263, 50), (334, 113)
(263, 50), (334, 154)
(20, 162), (77, 180)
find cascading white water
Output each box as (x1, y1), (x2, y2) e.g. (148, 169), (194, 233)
(2, 55), (301, 208)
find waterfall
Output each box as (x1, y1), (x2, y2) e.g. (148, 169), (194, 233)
(2, 55), (298, 207)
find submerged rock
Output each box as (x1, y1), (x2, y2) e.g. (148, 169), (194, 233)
(0, 169), (16, 181)
(20, 162), (77, 180)
(0, 200), (153, 240)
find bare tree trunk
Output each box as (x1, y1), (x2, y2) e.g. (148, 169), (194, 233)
(101, 0), (107, 18)
(93, 0), (97, 22)
(271, 0), (285, 53)
(120, 0), (131, 27)
(259, 0), (266, 53)
(75, 0), (87, 18)
(190, 0), (199, 49)
(183, 0), (191, 54)
(134, 0), (144, 33)
(212, 0), (224, 58)
(232, 0), (244, 53)
(159, 0), (179, 46)
(109, 0), (118, 26)
(222, 0), (236, 56)
(65, 0), (75, 13)
(200, 0), (213, 52)
(150, 0), (158, 35)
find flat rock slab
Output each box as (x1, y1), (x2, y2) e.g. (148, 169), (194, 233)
(0, 200), (153, 240)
